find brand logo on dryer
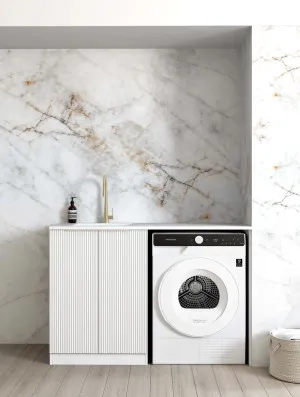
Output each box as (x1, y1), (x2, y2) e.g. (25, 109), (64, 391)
(192, 318), (207, 324)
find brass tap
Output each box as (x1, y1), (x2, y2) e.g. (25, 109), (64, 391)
(103, 175), (113, 223)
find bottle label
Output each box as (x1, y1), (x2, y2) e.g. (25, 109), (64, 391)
(68, 210), (77, 220)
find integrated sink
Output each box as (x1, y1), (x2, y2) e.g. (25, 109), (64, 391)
(72, 223), (132, 228)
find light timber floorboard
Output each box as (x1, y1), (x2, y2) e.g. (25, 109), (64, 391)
(284, 381), (300, 397)
(79, 366), (110, 397)
(0, 344), (44, 397)
(233, 365), (268, 397)
(127, 365), (150, 397)
(0, 346), (299, 397)
(0, 345), (26, 376)
(255, 367), (293, 397)
(212, 365), (244, 397)
(102, 365), (130, 397)
(192, 364), (222, 397)
(171, 365), (198, 397)
(8, 346), (50, 397)
(150, 365), (173, 397)
(55, 365), (90, 397)
(32, 365), (70, 397)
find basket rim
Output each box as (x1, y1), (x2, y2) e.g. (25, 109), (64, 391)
(270, 329), (300, 341)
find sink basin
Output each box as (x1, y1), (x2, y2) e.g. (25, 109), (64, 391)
(72, 223), (131, 228)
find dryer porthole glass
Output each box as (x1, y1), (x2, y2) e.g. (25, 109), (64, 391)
(178, 275), (220, 309)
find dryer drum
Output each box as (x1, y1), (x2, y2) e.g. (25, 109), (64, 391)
(178, 275), (220, 309)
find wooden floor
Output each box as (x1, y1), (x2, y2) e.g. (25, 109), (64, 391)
(0, 345), (300, 397)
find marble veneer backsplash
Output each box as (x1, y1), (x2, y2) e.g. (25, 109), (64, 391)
(252, 26), (300, 366)
(0, 49), (244, 342)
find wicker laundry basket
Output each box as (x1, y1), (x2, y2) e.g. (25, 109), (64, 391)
(269, 329), (300, 383)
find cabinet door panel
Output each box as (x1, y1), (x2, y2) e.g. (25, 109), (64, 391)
(98, 230), (147, 354)
(50, 230), (98, 353)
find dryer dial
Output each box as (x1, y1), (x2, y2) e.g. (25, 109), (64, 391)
(195, 235), (204, 245)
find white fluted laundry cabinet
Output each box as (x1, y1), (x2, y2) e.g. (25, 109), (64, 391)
(49, 226), (148, 365)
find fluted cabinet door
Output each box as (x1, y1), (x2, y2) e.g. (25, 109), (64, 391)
(50, 230), (98, 354)
(98, 230), (148, 354)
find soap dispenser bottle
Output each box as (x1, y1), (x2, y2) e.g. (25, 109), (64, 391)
(68, 197), (77, 223)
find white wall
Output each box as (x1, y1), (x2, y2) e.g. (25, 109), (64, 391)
(0, 0), (299, 26)
(252, 25), (300, 366)
(0, 0), (240, 26)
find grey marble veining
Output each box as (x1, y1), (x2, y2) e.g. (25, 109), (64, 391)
(0, 49), (244, 342)
(252, 26), (300, 366)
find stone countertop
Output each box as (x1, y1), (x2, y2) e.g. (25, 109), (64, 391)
(49, 223), (252, 230)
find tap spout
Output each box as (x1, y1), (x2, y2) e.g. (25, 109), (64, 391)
(103, 175), (113, 223)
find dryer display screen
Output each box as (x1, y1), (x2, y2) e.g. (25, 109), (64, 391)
(153, 233), (245, 246)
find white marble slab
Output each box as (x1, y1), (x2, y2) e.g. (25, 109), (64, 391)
(0, 49), (244, 342)
(50, 223), (251, 230)
(252, 25), (300, 366)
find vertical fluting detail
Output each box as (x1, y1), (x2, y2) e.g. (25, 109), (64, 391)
(49, 230), (98, 354)
(98, 230), (148, 354)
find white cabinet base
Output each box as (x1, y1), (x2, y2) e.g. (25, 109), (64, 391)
(50, 354), (147, 365)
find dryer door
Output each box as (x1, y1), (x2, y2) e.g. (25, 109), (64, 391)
(158, 257), (239, 337)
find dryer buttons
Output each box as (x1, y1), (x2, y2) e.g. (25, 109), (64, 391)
(195, 236), (204, 245)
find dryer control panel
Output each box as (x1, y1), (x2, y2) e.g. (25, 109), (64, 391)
(153, 233), (246, 246)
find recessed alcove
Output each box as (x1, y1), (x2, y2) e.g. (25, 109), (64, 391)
(0, 26), (252, 226)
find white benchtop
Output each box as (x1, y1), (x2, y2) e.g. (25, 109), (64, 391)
(49, 223), (252, 230)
